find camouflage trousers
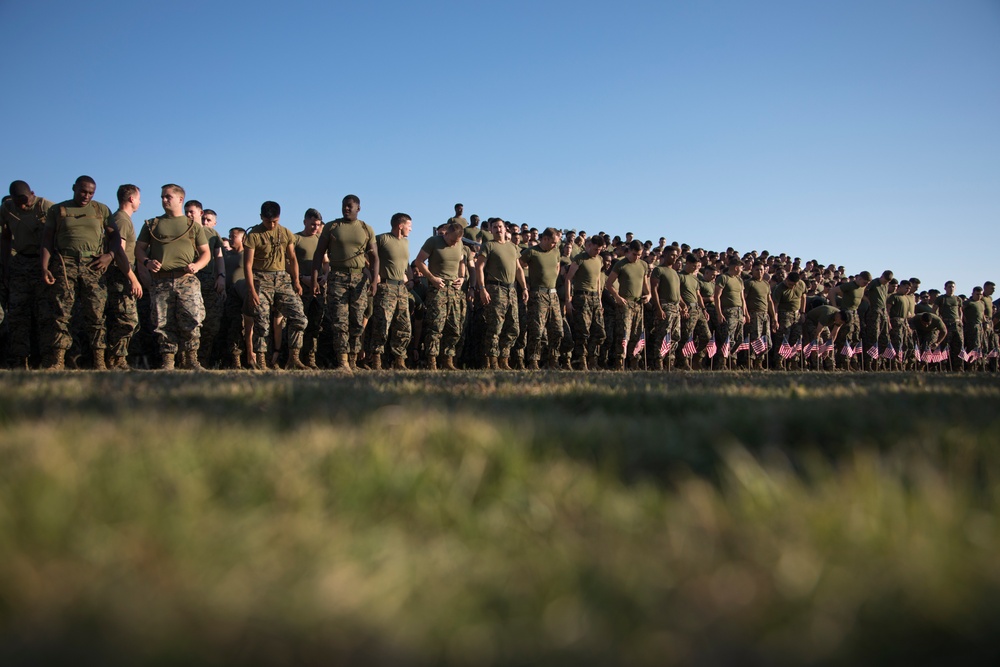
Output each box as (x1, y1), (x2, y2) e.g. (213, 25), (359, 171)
(222, 285), (246, 356)
(325, 270), (369, 356)
(150, 272), (205, 354)
(943, 320), (964, 362)
(611, 299), (643, 363)
(719, 306), (745, 351)
(526, 289), (563, 361)
(424, 284), (464, 358)
(483, 283), (520, 358)
(571, 291), (605, 359)
(964, 322), (984, 355)
(776, 310), (802, 345)
(251, 271), (307, 353)
(745, 310), (770, 358)
(106, 268), (139, 358)
(863, 308), (889, 354)
(300, 285), (326, 358)
(5, 253), (45, 358)
(369, 281), (411, 358)
(682, 303), (712, 353)
(199, 273), (225, 363)
(42, 254), (107, 353)
(889, 317), (910, 357)
(651, 302), (681, 363)
(835, 309), (861, 348)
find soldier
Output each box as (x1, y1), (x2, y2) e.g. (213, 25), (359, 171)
(221, 227), (248, 368)
(294, 208), (326, 369)
(370, 212), (414, 370)
(105, 184), (145, 369)
(185, 200), (226, 367)
(520, 227), (563, 370)
(564, 234), (608, 370)
(862, 269), (893, 370)
(829, 271), (870, 369)
(476, 217), (527, 369)
(414, 221), (465, 370)
(244, 201), (309, 371)
(803, 305), (846, 370)
(40, 175), (137, 370)
(934, 281), (964, 365)
(134, 184), (210, 370)
(311, 194), (378, 373)
(886, 280), (912, 369)
(743, 261), (777, 369)
(447, 203), (467, 228)
(1, 181), (53, 368)
(963, 287), (986, 369)
(911, 311), (947, 357)
(605, 240), (650, 370)
(679, 254), (711, 370)
(714, 257), (749, 369)
(649, 245), (683, 370)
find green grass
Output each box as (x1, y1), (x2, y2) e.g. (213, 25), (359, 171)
(1, 371), (999, 665)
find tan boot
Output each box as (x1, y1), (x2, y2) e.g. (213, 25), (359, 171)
(161, 353), (175, 370)
(348, 353), (358, 370)
(336, 353), (354, 374)
(286, 349), (310, 370)
(442, 355), (457, 370)
(586, 355), (596, 371)
(230, 352), (243, 370)
(43, 349), (66, 371)
(427, 356), (437, 371)
(392, 355), (408, 370)
(108, 355), (128, 371)
(487, 356), (498, 369)
(498, 357), (511, 370)
(92, 350), (107, 370)
(575, 356), (588, 371)
(526, 358), (539, 370)
(185, 350), (205, 371)
(370, 354), (382, 370)
(305, 349), (318, 370)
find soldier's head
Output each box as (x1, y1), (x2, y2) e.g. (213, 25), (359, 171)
(469, 214), (480, 228)
(856, 270), (872, 287)
(897, 280), (911, 294)
(8, 180), (34, 209)
(751, 262), (764, 280)
(443, 221), (464, 246)
(584, 234), (606, 257)
(684, 253), (700, 272)
(728, 257), (742, 275)
(785, 271), (801, 288)
(703, 264), (717, 280)
(625, 240), (642, 262)
(971, 286), (983, 301)
(454, 203), (463, 216)
(160, 184), (185, 215)
(229, 227), (245, 251)
(984, 281), (995, 297)
(342, 195), (361, 220)
(537, 227), (557, 252)
(663, 246), (680, 266)
(490, 218), (508, 242)
(116, 184), (140, 210)
(203, 209), (218, 227)
(260, 201), (281, 225)
(880, 270), (893, 284)
(300, 208), (323, 235)
(920, 312), (933, 326)
(390, 212), (412, 238)
(944, 281), (956, 296)
(184, 199), (203, 224)
(72, 175), (97, 206)
(928, 288), (940, 300)
(561, 241), (572, 256)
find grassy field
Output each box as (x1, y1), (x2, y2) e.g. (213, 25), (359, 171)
(1, 370), (999, 666)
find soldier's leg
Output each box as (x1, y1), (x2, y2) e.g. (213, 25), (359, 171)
(105, 270), (139, 362)
(175, 274), (207, 354)
(498, 288), (519, 359)
(525, 293), (546, 362)
(347, 274), (369, 357)
(389, 286), (412, 359)
(544, 294), (563, 361)
(41, 257), (80, 355)
(199, 274), (224, 366)
(324, 272), (352, 357)
(423, 287), (446, 360)
(368, 288), (394, 356)
(483, 286), (505, 358)
(79, 263), (109, 362)
(151, 279), (179, 357)
(274, 274), (308, 351)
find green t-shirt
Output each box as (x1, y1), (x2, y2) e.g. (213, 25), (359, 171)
(838, 281), (865, 310)
(744, 279), (770, 313)
(521, 245), (561, 290)
(111, 210), (136, 269)
(421, 235), (464, 282)
(244, 223), (294, 272)
(479, 240), (520, 285)
(887, 293), (908, 318)
(964, 299), (985, 326)
(463, 226), (480, 242)
(611, 258), (648, 300)
(865, 280), (889, 310)
(376, 233), (410, 282)
(935, 294), (963, 324)
(715, 272), (745, 310)
(699, 277), (716, 311)
(477, 228), (494, 244)
(1, 197), (53, 255)
(198, 226), (222, 276)
(679, 271), (701, 305)
(571, 251), (604, 293)
(774, 281), (806, 312)
(914, 313), (947, 337)
(321, 218), (374, 270)
(225, 250), (245, 291)
(806, 304), (840, 327)
(46, 199), (111, 257)
(915, 301), (935, 315)
(651, 265), (681, 304)
(294, 232), (322, 277)
(447, 215), (468, 228)
(137, 215), (208, 271)
(983, 297), (993, 321)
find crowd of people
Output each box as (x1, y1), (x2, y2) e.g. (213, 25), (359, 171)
(2, 177), (997, 373)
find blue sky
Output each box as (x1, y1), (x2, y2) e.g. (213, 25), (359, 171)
(3, 0), (998, 294)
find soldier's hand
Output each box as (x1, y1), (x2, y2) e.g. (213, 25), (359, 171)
(146, 259), (163, 273)
(430, 276), (444, 289)
(215, 275), (226, 295)
(42, 269), (56, 285)
(641, 295), (650, 304)
(744, 314), (750, 324)
(371, 278), (380, 296)
(521, 290), (528, 305)
(185, 263), (197, 274)
(293, 281), (303, 296)
(129, 273), (143, 299)
(479, 287), (491, 305)
(89, 253), (113, 272)
(249, 290), (261, 308)
(312, 281), (321, 296)
(565, 301), (572, 316)
(655, 308), (665, 322)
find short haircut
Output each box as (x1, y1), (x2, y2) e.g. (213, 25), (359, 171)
(9, 180), (31, 197)
(162, 183), (185, 198)
(589, 235), (608, 248)
(230, 227), (246, 237)
(343, 194), (360, 206)
(858, 270), (872, 281)
(390, 212), (411, 228)
(540, 227), (558, 240)
(116, 184), (139, 205)
(685, 253), (698, 264)
(446, 221), (463, 234)
(260, 201), (281, 219)
(729, 257), (742, 267)
(203, 209), (217, 217)
(74, 175), (96, 188)
(628, 240), (643, 253)
(945, 280), (955, 288)
(985, 281), (995, 289)
(304, 208), (323, 221)
(185, 199), (202, 210)
(881, 270), (894, 280)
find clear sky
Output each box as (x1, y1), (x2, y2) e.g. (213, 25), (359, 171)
(3, 0), (998, 294)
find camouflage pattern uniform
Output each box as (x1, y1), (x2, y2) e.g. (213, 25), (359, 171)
(424, 285), (464, 358)
(370, 281), (411, 358)
(197, 226), (225, 366)
(321, 218), (374, 357)
(105, 210), (139, 360)
(0, 196), (53, 362)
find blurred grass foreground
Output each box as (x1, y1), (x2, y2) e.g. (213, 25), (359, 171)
(1, 371), (999, 666)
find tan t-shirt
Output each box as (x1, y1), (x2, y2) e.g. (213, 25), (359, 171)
(245, 223), (294, 272)
(137, 215), (208, 271)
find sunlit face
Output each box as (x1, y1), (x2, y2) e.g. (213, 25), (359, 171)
(303, 217), (323, 236)
(342, 199), (360, 220)
(73, 181), (96, 206)
(399, 217), (413, 238)
(752, 265), (764, 280)
(492, 221), (507, 242)
(444, 228), (463, 247)
(132, 190), (142, 211)
(161, 188), (183, 213)
(228, 230), (244, 248)
(203, 212), (217, 227)
(185, 205), (202, 224)
(626, 249), (639, 263)
(539, 234), (556, 252)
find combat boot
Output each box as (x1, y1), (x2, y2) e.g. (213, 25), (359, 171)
(487, 356), (498, 369)
(108, 355), (128, 371)
(286, 349), (310, 370)
(510, 355), (523, 370)
(12, 356), (29, 371)
(347, 353), (359, 370)
(526, 358), (539, 371)
(392, 355), (408, 370)
(441, 355), (457, 370)
(427, 356), (437, 371)
(498, 357), (511, 370)
(336, 354), (354, 374)
(91, 351), (107, 371)
(230, 352), (243, 370)
(185, 350), (205, 371)
(305, 349), (318, 370)
(574, 356), (588, 371)
(161, 353), (175, 371)
(547, 353), (560, 370)
(370, 354), (382, 370)
(43, 349), (66, 371)
(586, 354), (597, 371)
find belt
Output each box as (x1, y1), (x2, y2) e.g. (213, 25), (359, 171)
(383, 279), (405, 286)
(659, 301), (679, 308)
(575, 289), (598, 296)
(686, 301), (701, 308)
(486, 278), (514, 288)
(15, 252), (39, 258)
(59, 249), (100, 260)
(532, 287), (557, 294)
(152, 269), (191, 280)
(253, 269), (283, 274)
(331, 267), (364, 274)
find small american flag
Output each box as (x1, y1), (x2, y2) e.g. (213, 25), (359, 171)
(778, 337), (793, 359)
(854, 342), (864, 356)
(841, 342), (854, 358)
(633, 332), (646, 357)
(720, 338), (730, 358)
(957, 348), (969, 362)
(705, 336), (717, 358)
(622, 336), (628, 354)
(821, 339), (835, 354)
(682, 336), (697, 357)
(802, 340), (814, 357)
(660, 334), (673, 358)
(883, 343), (896, 361)
(866, 344), (879, 359)
(737, 337), (750, 352)
(989, 347), (999, 359)
(968, 349), (981, 362)
(913, 342), (921, 361)
(794, 340), (803, 354)
(751, 336), (768, 355)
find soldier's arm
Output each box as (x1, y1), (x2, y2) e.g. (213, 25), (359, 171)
(641, 274), (651, 303)
(367, 236), (380, 295)
(40, 224), (56, 285)
(516, 262), (528, 304)
(286, 242), (302, 295)
(713, 284), (724, 323)
(650, 277), (663, 318)
(311, 233), (329, 294)
(213, 244), (226, 294)
(190, 243), (211, 274)
(475, 254), (490, 304)
(244, 246), (260, 307)
(134, 241), (153, 290)
(414, 249), (443, 289)
(741, 289), (749, 323)
(1, 223), (11, 284)
(604, 270), (624, 305)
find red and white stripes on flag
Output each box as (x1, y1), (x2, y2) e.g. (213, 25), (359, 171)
(841, 342), (854, 358)
(751, 337), (768, 355)
(737, 337), (750, 352)
(682, 336), (697, 357)
(660, 335), (673, 358)
(866, 344), (879, 359)
(883, 343), (897, 361)
(720, 338), (730, 358)
(778, 337), (794, 359)
(633, 333), (646, 357)
(705, 336), (718, 359)
(820, 339), (835, 354)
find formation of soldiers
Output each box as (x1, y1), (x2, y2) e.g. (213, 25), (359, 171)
(2, 178), (997, 373)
